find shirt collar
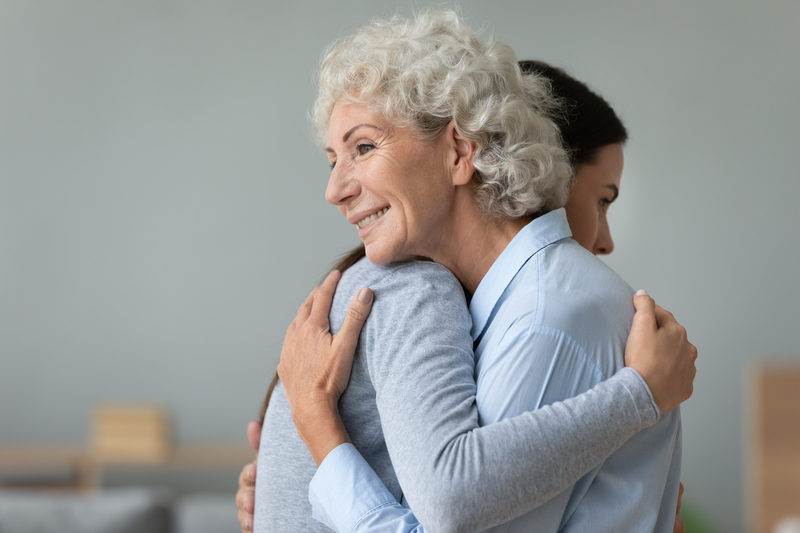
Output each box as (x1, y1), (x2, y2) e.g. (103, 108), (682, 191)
(469, 208), (572, 341)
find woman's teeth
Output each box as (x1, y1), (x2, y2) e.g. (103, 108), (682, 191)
(355, 207), (389, 229)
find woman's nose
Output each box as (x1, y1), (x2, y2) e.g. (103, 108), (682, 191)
(325, 167), (360, 206)
(593, 215), (614, 255)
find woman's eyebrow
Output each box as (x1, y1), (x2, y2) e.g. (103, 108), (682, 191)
(604, 184), (619, 201)
(343, 124), (383, 142)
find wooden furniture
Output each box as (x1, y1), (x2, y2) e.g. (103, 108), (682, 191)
(91, 406), (171, 463)
(0, 444), (254, 490)
(751, 365), (800, 533)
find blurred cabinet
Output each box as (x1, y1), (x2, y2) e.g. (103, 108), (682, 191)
(751, 366), (800, 533)
(0, 444), (254, 490)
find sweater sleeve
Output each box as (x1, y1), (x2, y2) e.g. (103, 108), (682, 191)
(309, 262), (659, 533)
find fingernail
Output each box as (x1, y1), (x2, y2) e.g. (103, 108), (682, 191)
(636, 289), (648, 296)
(358, 287), (373, 304)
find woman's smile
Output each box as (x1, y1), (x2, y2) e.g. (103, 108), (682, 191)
(325, 102), (454, 265)
(352, 207), (390, 230)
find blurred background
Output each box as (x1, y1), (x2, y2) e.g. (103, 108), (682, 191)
(1, 1), (798, 532)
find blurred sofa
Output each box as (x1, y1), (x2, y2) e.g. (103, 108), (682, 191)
(0, 488), (239, 533)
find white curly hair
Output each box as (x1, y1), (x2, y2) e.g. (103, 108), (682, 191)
(313, 10), (573, 218)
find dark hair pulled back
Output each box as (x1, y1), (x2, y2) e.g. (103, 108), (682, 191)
(519, 60), (628, 167)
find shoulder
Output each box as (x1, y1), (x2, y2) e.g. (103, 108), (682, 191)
(342, 258), (464, 302)
(542, 239), (632, 295)
(534, 238), (634, 315)
(539, 240), (634, 370)
(371, 260), (468, 321)
(507, 239), (634, 356)
(333, 257), (470, 332)
(343, 259), (474, 375)
(379, 260), (463, 293)
(503, 239), (634, 325)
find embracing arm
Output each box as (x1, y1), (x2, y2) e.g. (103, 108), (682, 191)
(281, 270), (695, 533)
(238, 277), (692, 533)
(308, 368), (656, 533)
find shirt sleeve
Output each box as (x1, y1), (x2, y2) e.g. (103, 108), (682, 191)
(309, 443), (429, 533)
(309, 373), (657, 533)
(308, 264), (660, 533)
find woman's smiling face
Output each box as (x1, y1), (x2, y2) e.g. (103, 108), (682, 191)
(324, 102), (455, 265)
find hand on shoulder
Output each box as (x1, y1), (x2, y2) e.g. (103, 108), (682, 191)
(625, 291), (697, 413)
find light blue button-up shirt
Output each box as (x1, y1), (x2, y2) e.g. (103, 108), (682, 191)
(309, 209), (681, 533)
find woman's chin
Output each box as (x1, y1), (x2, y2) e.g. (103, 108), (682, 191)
(364, 245), (394, 266)
(364, 244), (417, 266)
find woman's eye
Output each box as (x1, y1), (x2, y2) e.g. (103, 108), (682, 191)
(357, 143), (375, 156)
(329, 161), (336, 170)
(599, 198), (611, 208)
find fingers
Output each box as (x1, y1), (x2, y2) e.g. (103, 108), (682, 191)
(634, 293), (681, 335)
(626, 290), (698, 413)
(247, 420), (262, 453)
(626, 291), (657, 368)
(671, 482), (686, 533)
(654, 304), (677, 328)
(309, 270), (341, 327)
(236, 461), (256, 531)
(292, 270), (343, 331)
(238, 462), (256, 491)
(238, 507), (253, 532)
(335, 287), (374, 356)
(633, 289), (655, 313)
(237, 489), (254, 514)
(295, 287), (318, 325)
(631, 290), (657, 334)
(673, 514), (685, 533)
(246, 462), (257, 487)
(655, 306), (688, 354)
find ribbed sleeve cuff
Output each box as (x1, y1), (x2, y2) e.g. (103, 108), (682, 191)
(615, 367), (661, 426)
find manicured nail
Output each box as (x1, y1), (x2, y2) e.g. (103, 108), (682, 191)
(636, 289), (648, 296)
(358, 287), (373, 304)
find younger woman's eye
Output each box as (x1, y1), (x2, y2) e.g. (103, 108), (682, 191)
(357, 143), (375, 156)
(599, 198), (612, 208)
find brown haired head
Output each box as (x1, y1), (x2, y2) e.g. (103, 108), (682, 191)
(518, 60), (628, 167)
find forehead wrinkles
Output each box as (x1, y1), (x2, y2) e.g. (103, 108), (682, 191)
(329, 101), (400, 135)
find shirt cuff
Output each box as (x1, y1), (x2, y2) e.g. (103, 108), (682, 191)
(616, 367), (661, 426)
(309, 443), (398, 533)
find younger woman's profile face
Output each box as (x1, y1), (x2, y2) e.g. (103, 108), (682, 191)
(563, 143), (624, 255)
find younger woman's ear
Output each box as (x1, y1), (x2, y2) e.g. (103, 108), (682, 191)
(444, 121), (477, 186)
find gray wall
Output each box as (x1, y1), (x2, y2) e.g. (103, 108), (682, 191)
(1, 1), (798, 531)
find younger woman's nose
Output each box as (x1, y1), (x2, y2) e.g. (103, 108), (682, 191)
(593, 216), (614, 255)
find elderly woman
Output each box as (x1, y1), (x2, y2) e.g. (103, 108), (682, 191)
(248, 11), (695, 533)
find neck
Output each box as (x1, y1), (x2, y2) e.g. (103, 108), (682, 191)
(422, 188), (531, 295)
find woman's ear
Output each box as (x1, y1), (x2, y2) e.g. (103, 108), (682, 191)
(443, 121), (477, 186)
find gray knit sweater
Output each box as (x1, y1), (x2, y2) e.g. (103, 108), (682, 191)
(254, 258), (658, 532)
